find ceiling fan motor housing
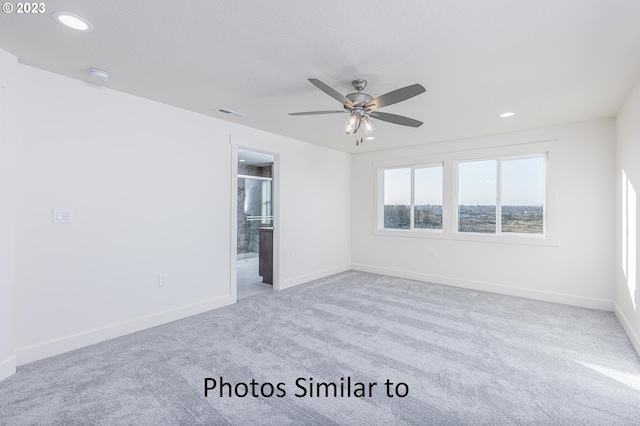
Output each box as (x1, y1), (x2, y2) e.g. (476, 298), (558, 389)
(345, 79), (373, 110)
(345, 92), (373, 108)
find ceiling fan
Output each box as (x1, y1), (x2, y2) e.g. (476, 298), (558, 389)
(289, 78), (426, 142)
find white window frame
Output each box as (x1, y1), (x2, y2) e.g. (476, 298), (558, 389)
(455, 153), (547, 238)
(381, 163), (444, 232)
(373, 140), (558, 246)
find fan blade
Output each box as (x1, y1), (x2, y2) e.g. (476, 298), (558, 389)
(308, 78), (354, 107)
(366, 84), (425, 109)
(289, 110), (347, 116)
(369, 111), (423, 127)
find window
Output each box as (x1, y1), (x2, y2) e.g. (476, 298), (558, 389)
(383, 168), (411, 229)
(383, 165), (443, 230)
(375, 142), (554, 245)
(501, 157), (544, 234)
(457, 160), (497, 233)
(457, 155), (545, 235)
(414, 167), (443, 229)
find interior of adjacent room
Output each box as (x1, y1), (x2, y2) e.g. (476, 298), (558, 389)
(236, 149), (275, 299)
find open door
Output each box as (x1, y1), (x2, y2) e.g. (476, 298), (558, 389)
(236, 150), (275, 299)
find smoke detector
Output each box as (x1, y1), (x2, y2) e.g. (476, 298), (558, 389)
(88, 68), (110, 82)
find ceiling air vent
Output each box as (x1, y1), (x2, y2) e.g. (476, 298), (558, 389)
(215, 108), (246, 118)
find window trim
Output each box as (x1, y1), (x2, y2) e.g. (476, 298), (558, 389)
(372, 140), (559, 246)
(455, 153), (547, 238)
(381, 163), (444, 232)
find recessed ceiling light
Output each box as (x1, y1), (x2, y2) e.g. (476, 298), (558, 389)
(52, 11), (94, 32)
(499, 112), (516, 118)
(88, 68), (110, 82)
(239, 159), (246, 162)
(365, 136), (375, 140)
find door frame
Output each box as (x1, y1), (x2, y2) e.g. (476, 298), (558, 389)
(230, 140), (280, 301)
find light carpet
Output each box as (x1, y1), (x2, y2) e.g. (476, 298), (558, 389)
(1, 271), (639, 425)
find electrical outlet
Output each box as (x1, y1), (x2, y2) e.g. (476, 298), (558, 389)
(158, 274), (168, 287)
(431, 250), (438, 260)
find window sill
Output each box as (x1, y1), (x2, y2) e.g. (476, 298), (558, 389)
(372, 228), (558, 247)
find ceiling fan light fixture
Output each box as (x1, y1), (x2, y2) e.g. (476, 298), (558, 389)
(361, 116), (376, 135)
(344, 112), (360, 135)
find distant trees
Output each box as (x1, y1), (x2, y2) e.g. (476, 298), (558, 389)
(384, 204), (442, 229)
(383, 204), (542, 233)
(415, 205), (441, 228)
(384, 204), (411, 229)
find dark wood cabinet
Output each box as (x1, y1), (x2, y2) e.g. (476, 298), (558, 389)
(258, 227), (273, 285)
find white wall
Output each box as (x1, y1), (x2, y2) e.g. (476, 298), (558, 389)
(616, 77), (640, 356)
(278, 144), (351, 287)
(352, 119), (616, 310)
(231, 135), (351, 290)
(0, 49), (19, 381)
(9, 64), (351, 367)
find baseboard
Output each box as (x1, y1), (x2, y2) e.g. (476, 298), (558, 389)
(352, 264), (614, 311)
(15, 294), (234, 366)
(614, 303), (640, 358)
(0, 355), (16, 382)
(280, 264), (352, 290)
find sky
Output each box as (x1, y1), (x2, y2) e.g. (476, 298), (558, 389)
(384, 168), (412, 205)
(384, 157), (544, 206)
(499, 157), (545, 206)
(415, 166), (443, 205)
(384, 166), (443, 205)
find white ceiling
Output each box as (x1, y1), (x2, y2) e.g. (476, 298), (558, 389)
(1, 1), (640, 154)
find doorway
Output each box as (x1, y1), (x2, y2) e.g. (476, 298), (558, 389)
(236, 150), (275, 299)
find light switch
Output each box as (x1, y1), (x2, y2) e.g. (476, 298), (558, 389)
(158, 274), (168, 287)
(52, 209), (73, 224)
